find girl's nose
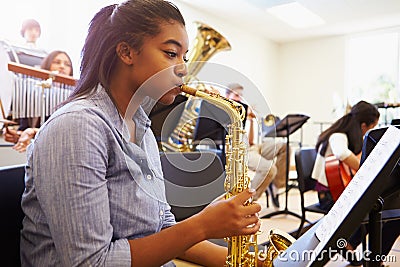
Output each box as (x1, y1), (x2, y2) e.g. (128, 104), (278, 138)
(175, 63), (187, 78)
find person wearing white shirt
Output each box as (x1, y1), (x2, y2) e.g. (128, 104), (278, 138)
(312, 100), (379, 211)
(312, 101), (381, 266)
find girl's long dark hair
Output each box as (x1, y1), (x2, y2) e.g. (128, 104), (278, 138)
(66, 0), (185, 103)
(316, 101), (380, 156)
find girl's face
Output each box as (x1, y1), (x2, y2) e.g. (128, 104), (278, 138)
(50, 53), (72, 76)
(129, 21), (189, 105)
(24, 27), (40, 43)
(361, 119), (379, 136)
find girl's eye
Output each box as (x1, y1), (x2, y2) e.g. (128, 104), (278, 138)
(183, 56), (188, 63)
(165, 51), (177, 58)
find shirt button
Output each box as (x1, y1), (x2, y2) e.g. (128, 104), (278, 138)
(146, 174), (152, 180)
(159, 210), (164, 216)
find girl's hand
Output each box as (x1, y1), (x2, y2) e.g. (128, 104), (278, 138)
(193, 189), (261, 239)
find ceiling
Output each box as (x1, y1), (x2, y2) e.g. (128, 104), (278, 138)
(177, 0), (400, 43)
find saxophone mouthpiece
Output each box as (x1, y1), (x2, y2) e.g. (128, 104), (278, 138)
(180, 84), (197, 96)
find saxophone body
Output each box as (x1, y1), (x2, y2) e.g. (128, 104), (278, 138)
(181, 85), (297, 266)
(181, 85), (259, 266)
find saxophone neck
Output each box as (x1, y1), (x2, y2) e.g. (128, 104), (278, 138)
(180, 84), (198, 96)
(180, 84), (245, 126)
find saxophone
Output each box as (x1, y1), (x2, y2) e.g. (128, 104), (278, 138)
(181, 84), (258, 266)
(181, 85), (296, 267)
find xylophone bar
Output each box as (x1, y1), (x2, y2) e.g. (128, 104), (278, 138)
(8, 62), (77, 120)
(8, 62), (76, 86)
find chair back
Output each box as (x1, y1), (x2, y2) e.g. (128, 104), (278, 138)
(160, 151), (225, 221)
(295, 147), (317, 193)
(0, 164), (26, 267)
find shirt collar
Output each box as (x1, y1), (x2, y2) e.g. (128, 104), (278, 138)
(89, 85), (152, 146)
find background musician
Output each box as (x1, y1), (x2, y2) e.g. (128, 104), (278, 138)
(19, 1), (262, 266)
(312, 101), (400, 266)
(40, 50), (73, 76)
(3, 50), (74, 151)
(311, 100), (380, 211)
(17, 50), (74, 130)
(20, 18), (42, 49)
(311, 100), (381, 265)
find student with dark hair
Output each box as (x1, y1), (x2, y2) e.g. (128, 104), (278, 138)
(312, 100), (380, 211)
(312, 101), (386, 265)
(40, 50), (73, 76)
(19, 1), (262, 266)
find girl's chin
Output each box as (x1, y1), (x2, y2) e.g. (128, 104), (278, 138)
(158, 94), (177, 105)
(158, 88), (180, 105)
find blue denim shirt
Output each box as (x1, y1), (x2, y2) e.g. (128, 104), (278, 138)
(20, 86), (176, 266)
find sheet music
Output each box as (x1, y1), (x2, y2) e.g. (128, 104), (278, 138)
(310, 126), (400, 264)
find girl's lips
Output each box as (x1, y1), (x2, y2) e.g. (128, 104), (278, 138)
(174, 85), (183, 94)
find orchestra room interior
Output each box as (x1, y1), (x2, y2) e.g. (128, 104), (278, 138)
(1, 0), (400, 266)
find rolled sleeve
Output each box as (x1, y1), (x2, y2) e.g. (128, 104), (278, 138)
(329, 133), (352, 161)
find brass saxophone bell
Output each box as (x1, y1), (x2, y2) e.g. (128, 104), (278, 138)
(260, 228), (296, 267)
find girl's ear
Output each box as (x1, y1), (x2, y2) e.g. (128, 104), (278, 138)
(116, 42), (134, 65)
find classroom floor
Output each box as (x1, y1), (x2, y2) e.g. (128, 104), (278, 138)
(1, 133), (399, 266)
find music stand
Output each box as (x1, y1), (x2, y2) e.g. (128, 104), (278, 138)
(261, 114), (310, 220)
(194, 100), (248, 165)
(359, 126), (400, 266)
(273, 125), (400, 267)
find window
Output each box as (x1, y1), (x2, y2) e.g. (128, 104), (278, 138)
(346, 31), (400, 125)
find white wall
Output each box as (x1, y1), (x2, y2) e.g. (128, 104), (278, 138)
(277, 36), (348, 146)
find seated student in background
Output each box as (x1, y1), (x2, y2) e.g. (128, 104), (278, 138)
(30, 50), (74, 125)
(311, 100), (380, 211)
(19, 1), (262, 266)
(40, 50), (73, 76)
(225, 83), (289, 206)
(8, 50), (74, 144)
(311, 101), (382, 265)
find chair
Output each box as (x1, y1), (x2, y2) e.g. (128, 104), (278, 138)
(160, 151), (225, 221)
(294, 147), (327, 238)
(0, 164), (26, 267)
